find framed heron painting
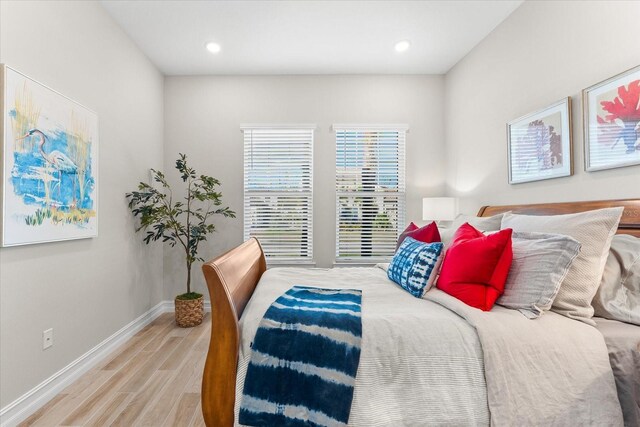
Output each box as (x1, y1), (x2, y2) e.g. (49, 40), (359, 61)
(1, 64), (98, 247)
(583, 65), (640, 172)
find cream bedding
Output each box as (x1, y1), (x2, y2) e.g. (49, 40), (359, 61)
(595, 317), (640, 427)
(428, 289), (623, 426)
(234, 266), (623, 426)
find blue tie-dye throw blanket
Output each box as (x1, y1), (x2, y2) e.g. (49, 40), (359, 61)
(239, 286), (363, 427)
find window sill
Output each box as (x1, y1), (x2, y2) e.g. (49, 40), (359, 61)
(333, 259), (390, 267)
(267, 260), (317, 268)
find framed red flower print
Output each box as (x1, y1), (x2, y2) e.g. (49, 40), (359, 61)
(583, 65), (640, 172)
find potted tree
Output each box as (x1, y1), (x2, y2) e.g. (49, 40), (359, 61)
(126, 153), (235, 327)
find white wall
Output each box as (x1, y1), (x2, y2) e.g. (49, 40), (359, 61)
(0, 1), (164, 408)
(164, 75), (445, 296)
(445, 0), (640, 214)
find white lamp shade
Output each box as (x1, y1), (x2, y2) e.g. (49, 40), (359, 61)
(422, 197), (457, 221)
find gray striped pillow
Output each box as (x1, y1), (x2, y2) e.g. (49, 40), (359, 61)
(497, 232), (581, 318)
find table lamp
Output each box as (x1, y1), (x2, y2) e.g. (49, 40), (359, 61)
(422, 197), (457, 224)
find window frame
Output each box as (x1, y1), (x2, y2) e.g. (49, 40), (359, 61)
(242, 124), (316, 265)
(333, 124), (408, 264)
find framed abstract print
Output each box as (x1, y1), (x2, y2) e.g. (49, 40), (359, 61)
(1, 64), (99, 247)
(507, 97), (573, 184)
(583, 65), (640, 172)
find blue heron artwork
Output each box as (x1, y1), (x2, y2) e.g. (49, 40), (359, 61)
(1, 65), (98, 246)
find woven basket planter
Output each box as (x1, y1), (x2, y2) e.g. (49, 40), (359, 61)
(175, 295), (204, 327)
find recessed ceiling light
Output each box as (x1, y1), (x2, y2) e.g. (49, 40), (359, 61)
(205, 42), (221, 54)
(394, 40), (411, 53)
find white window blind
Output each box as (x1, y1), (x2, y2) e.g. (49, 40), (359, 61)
(335, 125), (406, 262)
(243, 126), (314, 263)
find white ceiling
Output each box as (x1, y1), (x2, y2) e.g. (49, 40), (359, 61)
(100, 0), (523, 76)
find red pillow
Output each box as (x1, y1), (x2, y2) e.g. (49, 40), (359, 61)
(396, 221), (441, 250)
(436, 223), (513, 311)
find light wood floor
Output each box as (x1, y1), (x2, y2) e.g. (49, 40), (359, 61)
(19, 312), (210, 427)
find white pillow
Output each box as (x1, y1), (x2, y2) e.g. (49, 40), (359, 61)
(501, 207), (623, 325)
(440, 213), (505, 247)
(592, 234), (640, 326)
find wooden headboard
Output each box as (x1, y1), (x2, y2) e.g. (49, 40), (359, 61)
(478, 198), (640, 238)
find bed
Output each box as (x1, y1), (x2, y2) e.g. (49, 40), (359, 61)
(200, 198), (640, 427)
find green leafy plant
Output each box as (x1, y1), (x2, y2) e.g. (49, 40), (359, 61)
(126, 153), (235, 297)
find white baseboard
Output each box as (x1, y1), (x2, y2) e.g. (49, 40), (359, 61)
(0, 298), (212, 427)
(0, 299), (190, 427)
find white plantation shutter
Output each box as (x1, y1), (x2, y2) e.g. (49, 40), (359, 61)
(243, 125), (314, 263)
(335, 125), (407, 262)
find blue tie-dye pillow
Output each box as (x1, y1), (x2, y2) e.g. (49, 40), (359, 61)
(388, 237), (444, 298)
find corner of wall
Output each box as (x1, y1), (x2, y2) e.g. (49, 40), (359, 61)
(0, 0), (166, 412)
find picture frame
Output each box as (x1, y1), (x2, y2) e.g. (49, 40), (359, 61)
(1, 64), (99, 247)
(507, 97), (573, 184)
(583, 65), (640, 172)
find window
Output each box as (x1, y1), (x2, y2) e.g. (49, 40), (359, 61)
(243, 125), (314, 263)
(335, 125), (407, 262)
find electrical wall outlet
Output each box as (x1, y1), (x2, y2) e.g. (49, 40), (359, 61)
(43, 328), (53, 350)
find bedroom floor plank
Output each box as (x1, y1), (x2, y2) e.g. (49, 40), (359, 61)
(21, 313), (211, 427)
(58, 351), (150, 426)
(190, 403), (207, 427)
(102, 313), (173, 371)
(17, 393), (68, 427)
(60, 368), (109, 396)
(141, 318), (179, 353)
(161, 393), (200, 427)
(30, 370), (114, 427)
(136, 333), (207, 427)
(118, 336), (183, 393)
(184, 349), (208, 393)
(110, 370), (173, 426)
(159, 325), (203, 371)
(85, 392), (132, 427)
(136, 360), (193, 425)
